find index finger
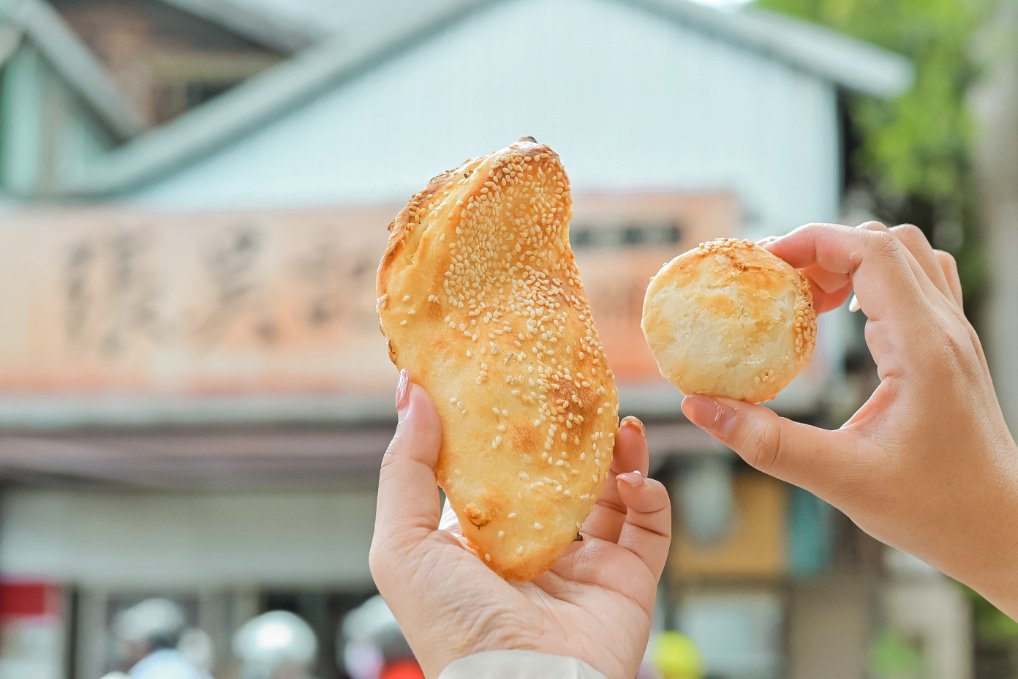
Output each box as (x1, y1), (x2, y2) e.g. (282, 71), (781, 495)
(767, 223), (925, 324)
(581, 417), (649, 543)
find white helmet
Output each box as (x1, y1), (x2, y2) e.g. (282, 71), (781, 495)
(233, 611), (318, 679)
(338, 596), (414, 679)
(112, 598), (187, 651)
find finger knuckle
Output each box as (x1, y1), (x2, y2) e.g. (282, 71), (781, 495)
(929, 324), (982, 382)
(936, 249), (958, 270)
(891, 223), (927, 247)
(965, 323), (982, 351)
(967, 324), (989, 364)
(378, 445), (402, 479)
(800, 222), (847, 240)
(368, 540), (391, 587)
(739, 417), (783, 472)
(644, 480), (673, 528)
(864, 229), (898, 257)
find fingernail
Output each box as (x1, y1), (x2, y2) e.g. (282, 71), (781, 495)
(618, 470), (645, 487)
(395, 369), (410, 416)
(756, 236), (779, 248)
(848, 294), (861, 312)
(681, 395), (734, 436)
(620, 415), (646, 438)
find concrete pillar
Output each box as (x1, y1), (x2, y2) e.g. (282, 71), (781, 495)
(971, 1), (1018, 432)
(787, 572), (871, 679)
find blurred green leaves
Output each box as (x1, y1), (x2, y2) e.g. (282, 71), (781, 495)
(963, 585), (1018, 641)
(868, 629), (925, 679)
(758, 0), (993, 310)
(758, 0), (988, 202)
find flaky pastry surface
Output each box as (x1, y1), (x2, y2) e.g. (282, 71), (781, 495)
(642, 238), (816, 403)
(377, 138), (619, 580)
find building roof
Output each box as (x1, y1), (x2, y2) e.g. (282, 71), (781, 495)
(157, 0), (323, 54)
(0, 19), (20, 68)
(38, 0), (913, 196)
(65, 0), (488, 195)
(0, 0), (323, 145)
(630, 0), (912, 98)
(3, 0), (146, 141)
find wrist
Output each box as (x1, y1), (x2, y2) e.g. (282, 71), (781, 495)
(956, 438), (1018, 619)
(411, 621), (542, 678)
(438, 651), (608, 679)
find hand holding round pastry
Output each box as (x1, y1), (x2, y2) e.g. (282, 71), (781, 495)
(667, 223), (1018, 621)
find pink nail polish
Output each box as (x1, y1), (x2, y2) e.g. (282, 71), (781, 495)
(620, 415), (646, 438)
(617, 470), (644, 487)
(395, 369), (410, 414)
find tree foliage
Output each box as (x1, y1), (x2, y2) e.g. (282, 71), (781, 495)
(757, 0), (993, 311)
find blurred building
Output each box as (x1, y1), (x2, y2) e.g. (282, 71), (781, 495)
(0, 1), (970, 678)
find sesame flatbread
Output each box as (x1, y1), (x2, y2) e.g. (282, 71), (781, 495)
(376, 138), (619, 580)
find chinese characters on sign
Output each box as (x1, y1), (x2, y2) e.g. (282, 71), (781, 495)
(0, 193), (737, 394)
(63, 229), (163, 356)
(59, 220), (382, 360)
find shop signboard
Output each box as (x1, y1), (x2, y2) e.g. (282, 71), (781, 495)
(0, 192), (746, 401)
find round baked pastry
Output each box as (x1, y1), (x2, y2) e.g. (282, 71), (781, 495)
(641, 238), (816, 403)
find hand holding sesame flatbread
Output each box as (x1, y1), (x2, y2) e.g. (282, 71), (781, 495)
(370, 379), (670, 677)
(376, 138), (619, 580)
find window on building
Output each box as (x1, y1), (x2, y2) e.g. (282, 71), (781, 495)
(570, 220), (682, 249)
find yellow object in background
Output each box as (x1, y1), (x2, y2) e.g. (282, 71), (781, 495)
(652, 631), (704, 679)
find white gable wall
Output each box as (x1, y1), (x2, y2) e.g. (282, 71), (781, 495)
(123, 0), (840, 236)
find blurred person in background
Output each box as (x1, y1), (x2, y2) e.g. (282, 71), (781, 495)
(179, 627), (217, 676)
(111, 598), (211, 679)
(233, 610), (318, 679)
(340, 595), (423, 679)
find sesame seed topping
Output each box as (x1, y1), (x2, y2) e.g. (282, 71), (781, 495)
(381, 143), (622, 536)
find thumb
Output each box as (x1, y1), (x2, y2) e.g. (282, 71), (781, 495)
(681, 395), (865, 499)
(373, 370), (443, 551)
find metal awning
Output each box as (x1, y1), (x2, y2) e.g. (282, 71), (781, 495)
(0, 417), (720, 491)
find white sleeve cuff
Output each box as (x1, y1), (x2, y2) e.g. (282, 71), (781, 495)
(438, 650), (608, 679)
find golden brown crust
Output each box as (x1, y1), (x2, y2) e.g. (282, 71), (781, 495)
(377, 138), (619, 580)
(641, 238), (816, 403)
